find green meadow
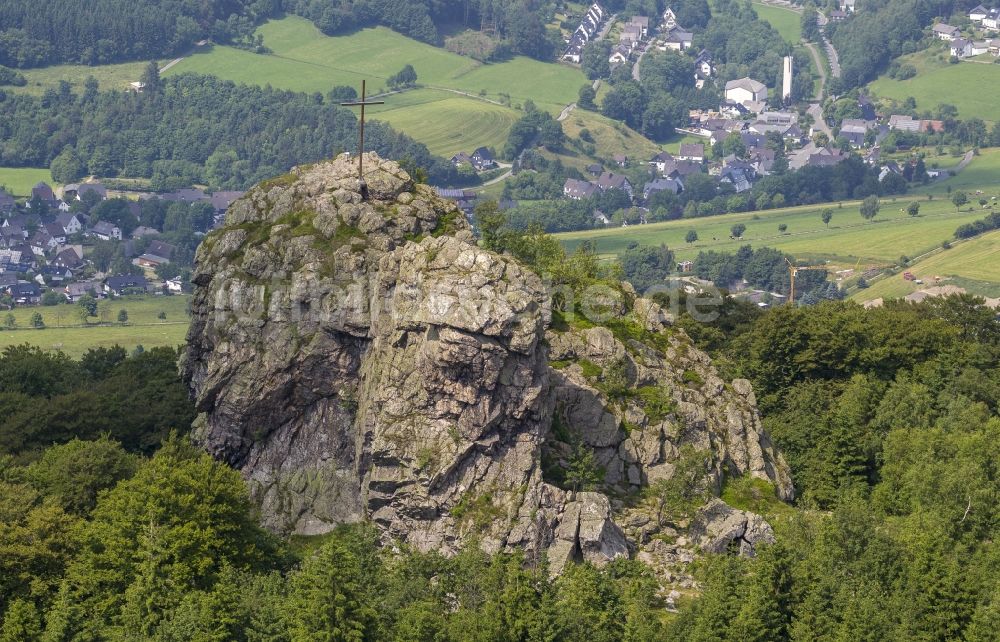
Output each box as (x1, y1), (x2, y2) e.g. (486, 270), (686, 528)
(364, 89), (518, 156)
(166, 16), (585, 114)
(0, 167), (55, 197)
(852, 229), (1000, 301)
(556, 195), (993, 265)
(752, 2), (802, 44)
(13, 60), (150, 95)
(0, 295), (191, 357)
(869, 48), (1000, 122)
(160, 15), (588, 156)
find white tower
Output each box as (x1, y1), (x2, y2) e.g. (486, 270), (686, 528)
(782, 55), (793, 103)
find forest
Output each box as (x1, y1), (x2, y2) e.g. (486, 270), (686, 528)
(0, 73), (459, 190)
(0, 0), (276, 67)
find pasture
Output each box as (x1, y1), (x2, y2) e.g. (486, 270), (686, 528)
(162, 15), (587, 157)
(0, 295), (191, 357)
(166, 16), (585, 113)
(852, 229), (1000, 301)
(869, 48), (1000, 122)
(556, 196), (993, 264)
(12, 60), (149, 96)
(366, 89), (518, 156)
(0, 167), (55, 197)
(752, 3), (802, 44)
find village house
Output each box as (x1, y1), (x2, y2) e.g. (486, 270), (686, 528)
(724, 77), (768, 106)
(55, 212), (83, 235)
(8, 282), (41, 305)
(839, 118), (873, 147)
(594, 172), (634, 198)
(53, 247), (84, 271)
(134, 240), (176, 268)
(660, 27), (693, 51)
(64, 281), (104, 302)
(612, 153), (628, 167)
(0, 190), (15, 216)
(932, 23), (961, 41)
(888, 114), (921, 132)
(105, 274), (149, 297)
(642, 178), (683, 200)
(469, 147), (497, 171)
(677, 260), (694, 272)
(648, 151), (675, 173)
(982, 7), (1000, 29)
(677, 143), (706, 163)
(840, 0), (857, 12)
(951, 38), (973, 57)
(829, 10), (848, 21)
(970, 4), (989, 22)
(90, 221), (123, 241)
(563, 178), (598, 200)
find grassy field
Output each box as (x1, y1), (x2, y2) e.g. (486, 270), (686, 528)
(869, 47), (1000, 122)
(161, 15), (587, 157)
(0, 295), (190, 357)
(167, 16), (585, 114)
(367, 88), (519, 156)
(13, 60), (150, 96)
(852, 229), (1000, 301)
(555, 109), (663, 169)
(0, 168), (55, 197)
(753, 2), (802, 44)
(556, 196), (993, 264)
(912, 148), (1000, 194)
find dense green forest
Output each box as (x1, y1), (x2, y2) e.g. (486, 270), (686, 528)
(0, 73), (459, 189)
(0, 0), (276, 67)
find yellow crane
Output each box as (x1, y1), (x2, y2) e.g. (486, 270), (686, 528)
(785, 258), (829, 304)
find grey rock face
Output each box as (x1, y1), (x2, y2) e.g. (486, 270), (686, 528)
(184, 153), (791, 576)
(545, 319), (794, 501)
(689, 498), (776, 556)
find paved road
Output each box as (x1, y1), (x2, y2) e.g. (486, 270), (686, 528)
(815, 11), (841, 79)
(807, 102), (834, 138)
(480, 163), (513, 187)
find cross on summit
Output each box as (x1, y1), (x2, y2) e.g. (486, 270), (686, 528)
(340, 80), (385, 200)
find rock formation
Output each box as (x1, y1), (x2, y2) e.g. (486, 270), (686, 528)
(183, 153), (792, 576)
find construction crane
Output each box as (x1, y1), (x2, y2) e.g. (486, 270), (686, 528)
(785, 258), (829, 304)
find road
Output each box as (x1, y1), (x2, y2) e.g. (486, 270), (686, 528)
(480, 163), (513, 187)
(815, 11), (841, 79)
(558, 103), (577, 121)
(807, 102), (833, 138)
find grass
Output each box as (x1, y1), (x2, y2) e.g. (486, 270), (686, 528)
(752, 2), (802, 44)
(0, 295), (190, 357)
(0, 168), (56, 197)
(557, 195), (993, 265)
(558, 147), (1000, 264)
(166, 16), (585, 114)
(869, 46), (1000, 122)
(365, 88), (518, 156)
(556, 109), (663, 169)
(851, 229), (1000, 302)
(12, 60), (150, 96)
(913, 148), (1000, 194)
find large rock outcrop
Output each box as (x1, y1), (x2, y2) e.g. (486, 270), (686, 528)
(183, 153), (791, 575)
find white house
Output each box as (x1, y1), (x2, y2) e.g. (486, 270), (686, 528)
(55, 213), (83, 235)
(725, 77), (768, 105)
(970, 4), (988, 22)
(983, 8), (1000, 29)
(951, 38), (973, 57)
(932, 23), (961, 40)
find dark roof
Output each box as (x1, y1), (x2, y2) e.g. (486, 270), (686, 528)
(210, 191), (244, 212)
(146, 240), (175, 260)
(105, 275), (148, 290)
(10, 282), (40, 296)
(159, 188), (207, 203)
(92, 221), (119, 235)
(77, 183), (107, 199)
(471, 147), (494, 161)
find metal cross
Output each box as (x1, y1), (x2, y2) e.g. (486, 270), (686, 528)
(340, 80), (384, 200)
